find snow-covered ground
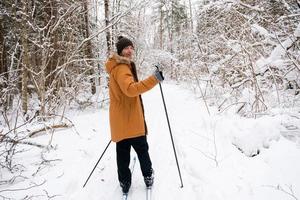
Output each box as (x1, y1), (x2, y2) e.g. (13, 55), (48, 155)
(1, 83), (300, 200)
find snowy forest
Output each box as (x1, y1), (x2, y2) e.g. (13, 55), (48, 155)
(1, 0), (300, 199)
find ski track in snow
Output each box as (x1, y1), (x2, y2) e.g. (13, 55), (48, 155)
(1, 83), (300, 200)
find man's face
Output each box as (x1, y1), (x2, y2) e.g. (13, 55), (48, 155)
(121, 45), (134, 59)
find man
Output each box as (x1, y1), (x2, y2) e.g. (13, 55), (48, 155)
(105, 36), (164, 194)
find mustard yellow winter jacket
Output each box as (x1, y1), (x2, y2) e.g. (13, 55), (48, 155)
(105, 53), (158, 142)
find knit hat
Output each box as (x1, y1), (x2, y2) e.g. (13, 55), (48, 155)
(116, 36), (134, 55)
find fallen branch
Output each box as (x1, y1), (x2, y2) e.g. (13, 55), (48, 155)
(1, 134), (45, 148)
(263, 184), (299, 200)
(1, 111), (38, 142)
(277, 13), (300, 22)
(29, 123), (71, 138)
(43, 189), (62, 199)
(7, 139), (45, 148)
(0, 180), (46, 193)
(0, 175), (27, 186)
(237, 1), (264, 12)
(32, 153), (62, 177)
(219, 101), (247, 114)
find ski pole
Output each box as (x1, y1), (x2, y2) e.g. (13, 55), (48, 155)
(155, 64), (184, 188)
(83, 140), (112, 188)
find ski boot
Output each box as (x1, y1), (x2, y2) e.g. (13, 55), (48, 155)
(144, 169), (154, 187)
(120, 181), (131, 194)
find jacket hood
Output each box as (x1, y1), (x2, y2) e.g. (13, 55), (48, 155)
(105, 53), (131, 74)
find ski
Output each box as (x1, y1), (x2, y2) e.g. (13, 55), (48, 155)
(146, 186), (152, 200)
(120, 156), (137, 200)
(122, 193), (128, 200)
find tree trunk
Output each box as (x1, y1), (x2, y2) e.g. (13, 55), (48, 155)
(104, 0), (111, 54)
(0, 19), (7, 75)
(159, 2), (163, 49)
(0, 18), (9, 109)
(112, 0), (116, 48)
(20, 0), (30, 115)
(84, 0), (96, 94)
(21, 26), (29, 115)
(188, 0), (193, 31)
(38, 46), (47, 117)
(112, 0), (121, 47)
(45, 0), (59, 89)
(170, 1), (174, 54)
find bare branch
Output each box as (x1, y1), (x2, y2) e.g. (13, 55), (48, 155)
(0, 180), (46, 193)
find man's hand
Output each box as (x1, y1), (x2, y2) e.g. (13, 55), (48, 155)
(154, 70), (164, 82)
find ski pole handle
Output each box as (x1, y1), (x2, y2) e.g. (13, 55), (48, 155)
(154, 63), (161, 71)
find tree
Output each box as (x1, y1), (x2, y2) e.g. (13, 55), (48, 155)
(0, 14), (8, 108)
(20, 0), (29, 115)
(193, 0), (300, 115)
(104, 0), (112, 54)
(83, 0), (96, 94)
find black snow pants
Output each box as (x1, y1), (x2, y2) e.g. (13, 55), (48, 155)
(116, 136), (152, 184)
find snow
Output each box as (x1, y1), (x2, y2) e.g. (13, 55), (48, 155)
(251, 24), (271, 38)
(295, 23), (300, 37)
(255, 22), (300, 75)
(226, 40), (242, 53)
(1, 83), (300, 200)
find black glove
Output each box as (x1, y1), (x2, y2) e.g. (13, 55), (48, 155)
(154, 70), (164, 82)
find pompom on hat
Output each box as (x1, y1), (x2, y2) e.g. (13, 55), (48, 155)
(116, 36), (134, 55)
